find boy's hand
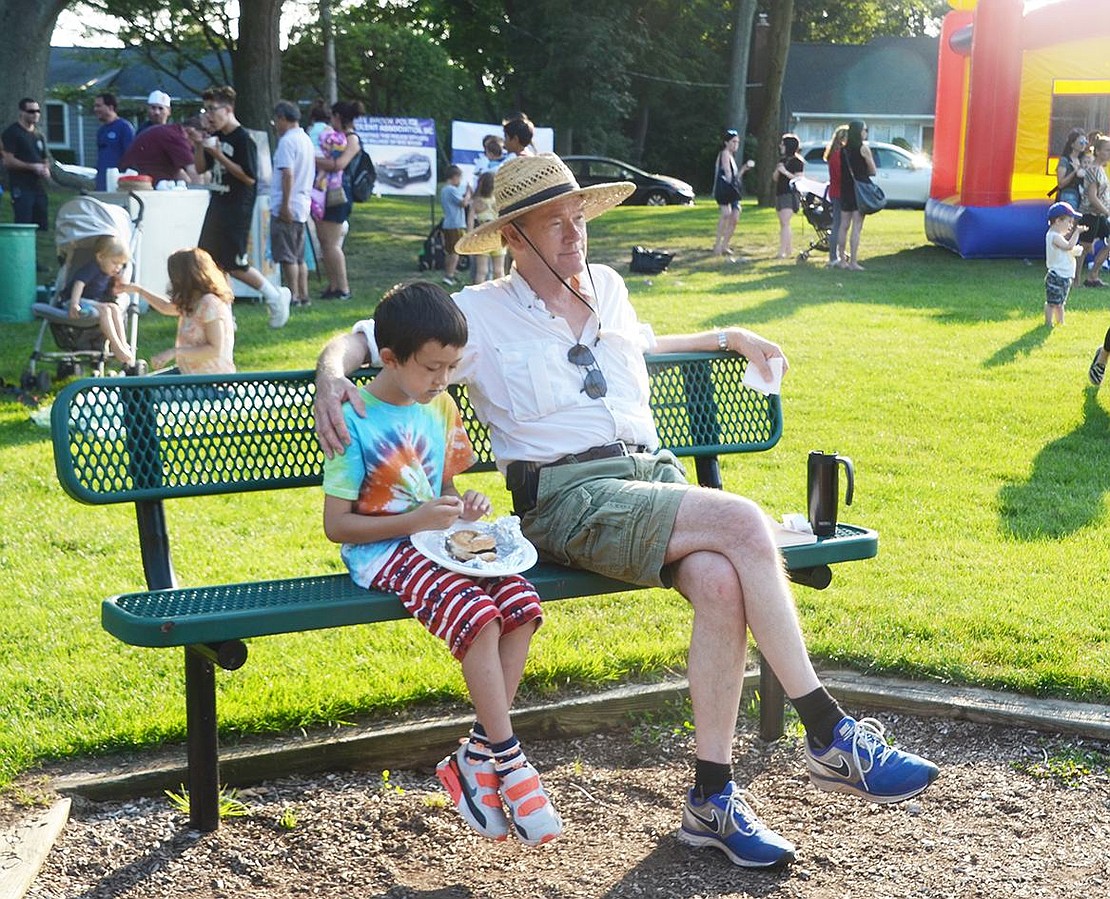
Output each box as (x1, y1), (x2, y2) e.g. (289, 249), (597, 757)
(459, 490), (492, 522)
(411, 496), (463, 531)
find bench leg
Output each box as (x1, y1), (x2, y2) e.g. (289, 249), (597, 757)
(184, 647), (221, 832)
(758, 662), (786, 742)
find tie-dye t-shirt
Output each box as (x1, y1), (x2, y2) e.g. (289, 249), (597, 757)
(322, 387), (476, 587)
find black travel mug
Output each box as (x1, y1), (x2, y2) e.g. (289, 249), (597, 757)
(807, 451), (854, 538)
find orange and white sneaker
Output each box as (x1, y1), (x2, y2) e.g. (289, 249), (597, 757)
(498, 762), (563, 846)
(435, 743), (509, 840)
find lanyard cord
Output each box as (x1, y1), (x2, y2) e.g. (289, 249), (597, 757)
(511, 221), (602, 336)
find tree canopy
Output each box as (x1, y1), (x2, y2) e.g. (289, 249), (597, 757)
(0, 0), (947, 193)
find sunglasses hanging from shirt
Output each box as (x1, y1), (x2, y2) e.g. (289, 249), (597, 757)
(567, 343), (607, 399)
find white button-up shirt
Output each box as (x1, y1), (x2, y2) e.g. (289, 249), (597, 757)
(353, 265), (661, 472)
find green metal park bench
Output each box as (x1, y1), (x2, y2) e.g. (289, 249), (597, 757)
(50, 352), (878, 831)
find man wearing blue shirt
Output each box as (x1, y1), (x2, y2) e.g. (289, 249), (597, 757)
(94, 93), (134, 191)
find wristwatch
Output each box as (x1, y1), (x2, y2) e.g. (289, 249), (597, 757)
(717, 331), (730, 352)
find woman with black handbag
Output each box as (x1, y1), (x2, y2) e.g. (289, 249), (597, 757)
(837, 120), (878, 271)
(712, 129), (753, 258)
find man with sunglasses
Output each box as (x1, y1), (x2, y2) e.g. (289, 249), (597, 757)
(315, 153), (938, 869)
(2, 98), (51, 229)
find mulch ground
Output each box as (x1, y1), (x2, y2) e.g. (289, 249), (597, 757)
(12, 710), (1110, 899)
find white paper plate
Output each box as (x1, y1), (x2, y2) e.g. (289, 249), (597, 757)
(410, 516), (538, 577)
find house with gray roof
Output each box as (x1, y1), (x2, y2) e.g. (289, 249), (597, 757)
(42, 45), (229, 166)
(779, 36), (939, 153)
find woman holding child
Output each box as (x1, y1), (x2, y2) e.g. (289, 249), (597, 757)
(314, 99), (364, 300)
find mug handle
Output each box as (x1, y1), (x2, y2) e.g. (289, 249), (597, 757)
(838, 455), (855, 506)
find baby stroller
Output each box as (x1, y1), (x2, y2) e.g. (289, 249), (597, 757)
(417, 218), (470, 274)
(796, 188), (833, 264)
(21, 195), (144, 390)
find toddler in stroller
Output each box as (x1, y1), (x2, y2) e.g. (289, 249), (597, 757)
(23, 196), (143, 389)
(62, 235), (135, 369)
(795, 188), (834, 263)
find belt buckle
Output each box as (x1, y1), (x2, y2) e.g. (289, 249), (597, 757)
(602, 441), (627, 458)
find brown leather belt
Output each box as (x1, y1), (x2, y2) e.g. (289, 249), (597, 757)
(506, 442), (648, 515)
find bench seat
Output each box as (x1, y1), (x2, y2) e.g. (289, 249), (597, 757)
(103, 525), (877, 650)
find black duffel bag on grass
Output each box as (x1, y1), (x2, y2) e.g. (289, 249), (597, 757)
(630, 246), (674, 274)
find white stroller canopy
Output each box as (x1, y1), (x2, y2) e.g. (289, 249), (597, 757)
(55, 196), (134, 254)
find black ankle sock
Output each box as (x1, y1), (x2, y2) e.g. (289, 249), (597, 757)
(693, 759), (732, 801)
(791, 686), (846, 750)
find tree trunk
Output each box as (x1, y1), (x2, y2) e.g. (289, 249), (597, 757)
(0, 1), (69, 135)
(724, 0), (758, 141)
(233, 0), (282, 132)
(753, 0), (793, 206)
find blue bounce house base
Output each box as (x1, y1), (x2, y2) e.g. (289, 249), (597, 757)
(925, 198), (1049, 259)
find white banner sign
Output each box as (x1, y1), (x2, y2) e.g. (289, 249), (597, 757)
(354, 116), (438, 197)
(450, 120), (555, 188)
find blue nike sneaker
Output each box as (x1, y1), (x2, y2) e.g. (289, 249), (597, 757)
(806, 716), (939, 804)
(677, 781), (796, 868)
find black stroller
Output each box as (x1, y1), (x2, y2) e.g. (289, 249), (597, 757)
(417, 218), (470, 274)
(796, 188), (833, 264)
(22, 195), (144, 390)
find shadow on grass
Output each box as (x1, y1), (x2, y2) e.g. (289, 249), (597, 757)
(983, 324), (1051, 368)
(687, 243), (1032, 331)
(998, 388), (1110, 539)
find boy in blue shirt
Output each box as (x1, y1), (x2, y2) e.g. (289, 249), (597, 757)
(439, 165), (471, 286)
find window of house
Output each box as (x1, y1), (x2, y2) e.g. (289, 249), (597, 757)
(44, 101), (67, 146)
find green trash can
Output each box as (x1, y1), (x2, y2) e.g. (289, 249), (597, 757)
(0, 223), (38, 323)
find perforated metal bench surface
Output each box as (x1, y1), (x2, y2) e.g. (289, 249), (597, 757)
(51, 353), (877, 831)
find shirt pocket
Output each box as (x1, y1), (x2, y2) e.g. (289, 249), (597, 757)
(495, 340), (580, 422)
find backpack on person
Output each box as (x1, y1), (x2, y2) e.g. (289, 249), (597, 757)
(349, 149), (376, 202)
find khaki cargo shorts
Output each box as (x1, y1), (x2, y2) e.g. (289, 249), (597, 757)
(520, 451), (689, 588)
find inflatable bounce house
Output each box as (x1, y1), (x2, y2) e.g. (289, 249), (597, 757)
(925, 0), (1110, 258)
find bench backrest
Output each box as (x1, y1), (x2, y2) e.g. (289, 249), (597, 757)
(51, 352), (781, 506)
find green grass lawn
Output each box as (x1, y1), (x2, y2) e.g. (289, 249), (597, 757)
(2, 192), (1109, 791)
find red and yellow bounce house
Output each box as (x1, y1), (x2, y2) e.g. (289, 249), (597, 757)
(926, 0), (1110, 258)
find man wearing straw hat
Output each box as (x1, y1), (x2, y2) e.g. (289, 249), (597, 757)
(314, 153), (938, 867)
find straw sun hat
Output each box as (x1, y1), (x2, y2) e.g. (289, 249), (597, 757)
(455, 153), (634, 255)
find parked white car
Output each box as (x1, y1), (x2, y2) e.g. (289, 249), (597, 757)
(798, 141), (932, 208)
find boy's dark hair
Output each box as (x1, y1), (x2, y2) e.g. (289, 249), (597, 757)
(375, 281), (467, 363)
(96, 93), (118, 110)
(444, 164), (462, 180)
(502, 112), (534, 148)
(202, 86), (236, 108)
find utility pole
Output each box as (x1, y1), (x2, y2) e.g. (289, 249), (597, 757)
(320, 0), (338, 104)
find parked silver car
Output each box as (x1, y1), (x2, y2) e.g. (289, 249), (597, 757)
(798, 141), (932, 208)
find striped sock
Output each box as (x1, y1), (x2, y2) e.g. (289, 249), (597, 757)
(491, 736), (525, 776)
(465, 722), (493, 764)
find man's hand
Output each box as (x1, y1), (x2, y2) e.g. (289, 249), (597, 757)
(313, 371), (364, 458)
(459, 490), (492, 522)
(727, 328), (789, 383)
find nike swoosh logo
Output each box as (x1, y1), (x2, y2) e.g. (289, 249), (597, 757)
(813, 756), (853, 778)
(687, 806), (722, 832)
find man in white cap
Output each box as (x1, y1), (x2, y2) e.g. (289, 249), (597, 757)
(138, 90), (171, 133)
(313, 153), (938, 867)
